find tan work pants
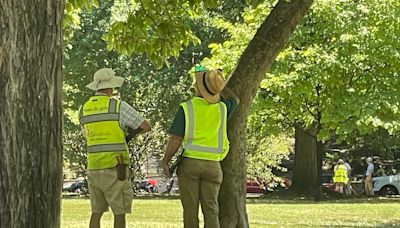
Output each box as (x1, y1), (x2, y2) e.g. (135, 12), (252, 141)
(177, 157), (223, 228)
(365, 175), (374, 195)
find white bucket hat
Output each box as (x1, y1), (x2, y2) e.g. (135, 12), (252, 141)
(86, 68), (124, 91)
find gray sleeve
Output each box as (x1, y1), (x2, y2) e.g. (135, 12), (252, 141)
(366, 164), (374, 176)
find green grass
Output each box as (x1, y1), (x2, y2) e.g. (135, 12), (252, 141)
(62, 197), (400, 227)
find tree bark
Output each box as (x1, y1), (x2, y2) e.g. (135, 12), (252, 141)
(292, 126), (318, 193)
(314, 140), (324, 201)
(292, 125), (325, 200)
(219, 0), (314, 227)
(0, 0), (64, 227)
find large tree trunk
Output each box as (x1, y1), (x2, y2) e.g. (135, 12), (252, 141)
(293, 126), (318, 192)
(219, 0), (314, 227)
(315, 140), (324, 201)
(292, 125), (324, 200)
(0, 0), (64, 227)
(292, 126), (318, 193)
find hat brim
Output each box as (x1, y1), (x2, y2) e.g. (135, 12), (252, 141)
(86, 76), (125, 91)
(195, 72), (220, 104)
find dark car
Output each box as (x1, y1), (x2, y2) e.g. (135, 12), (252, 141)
(63, 180), (88, 194)
(138, 179), (158, 193)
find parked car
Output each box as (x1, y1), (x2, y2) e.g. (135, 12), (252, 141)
(246, 177), (291, 194)
(63, 180), (88, 194)
(138, 179), (158, 193)
(247, 180), (268, 194)
(373, 174), (400, 195)
(322, 174), (336, 191)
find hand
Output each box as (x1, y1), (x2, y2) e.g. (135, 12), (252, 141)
(162, 160), (171, 178)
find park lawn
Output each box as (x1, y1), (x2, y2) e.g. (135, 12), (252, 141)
(62, 197), (400, 227)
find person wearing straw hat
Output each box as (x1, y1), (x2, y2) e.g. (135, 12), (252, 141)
(79, 68), (151, 228)
(162, 66), (240, 228)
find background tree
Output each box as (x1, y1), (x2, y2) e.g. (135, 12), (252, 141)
(201, 0), (400, 198)
(261, 0), (400, 195)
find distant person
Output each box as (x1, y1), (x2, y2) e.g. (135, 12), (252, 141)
(344, 161), (355, 195)
(364, 157), (375, 196)
(333, 159), (348, 194)
(162, 67), (239, 228)
(79, 68), (151, 228)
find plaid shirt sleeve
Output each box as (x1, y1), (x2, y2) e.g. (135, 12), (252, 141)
(119, 101), (145, 130)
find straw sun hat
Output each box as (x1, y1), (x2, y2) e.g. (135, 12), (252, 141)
(194, 69), (226, 104)
(86, 68), (125, 91)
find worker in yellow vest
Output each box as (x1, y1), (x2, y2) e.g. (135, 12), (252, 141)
(162, 67), (240, 228)
(80, 68), (151, 228)
(333, 159), (348, 194)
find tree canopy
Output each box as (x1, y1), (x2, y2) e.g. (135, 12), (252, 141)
(62, 0), (400, 198)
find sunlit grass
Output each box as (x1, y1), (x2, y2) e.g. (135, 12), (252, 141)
(62, 197), (400, 227)
(247, 198), (400, 227)
(62, 198), (184, 228)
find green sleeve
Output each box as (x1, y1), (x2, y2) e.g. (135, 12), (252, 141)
(168, 106), (185, 137)
(221, 97), (238, 120)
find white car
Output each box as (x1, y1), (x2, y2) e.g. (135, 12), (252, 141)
(373, 174), (400, 195)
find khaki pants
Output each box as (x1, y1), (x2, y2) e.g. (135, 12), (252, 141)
(177, 157), (223, 228)
(87, 167), (133, 215)
(365, 175), (374, 196)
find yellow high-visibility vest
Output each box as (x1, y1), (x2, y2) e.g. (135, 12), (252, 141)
(333, 164), (348, 184)
(181, 97), (229, 161)
(79, 95), (129, 170)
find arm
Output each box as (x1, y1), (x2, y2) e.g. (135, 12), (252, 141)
(221, 86), (240, 105)
(162, 134), (183, 177)
(125, 120), (152, 142)
(138, 120), (151, 133)
(120, 101), (151, 134)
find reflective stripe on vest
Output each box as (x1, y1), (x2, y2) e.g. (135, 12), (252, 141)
(79, 99), (118, 125)
(185, 100), (225, 153)
(181, 97), (229, 161)
(79, 96), (129, 170)
(86, 144), (127, 153)
(333, 165), (348, 183)
(79, 113), (120, 125)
